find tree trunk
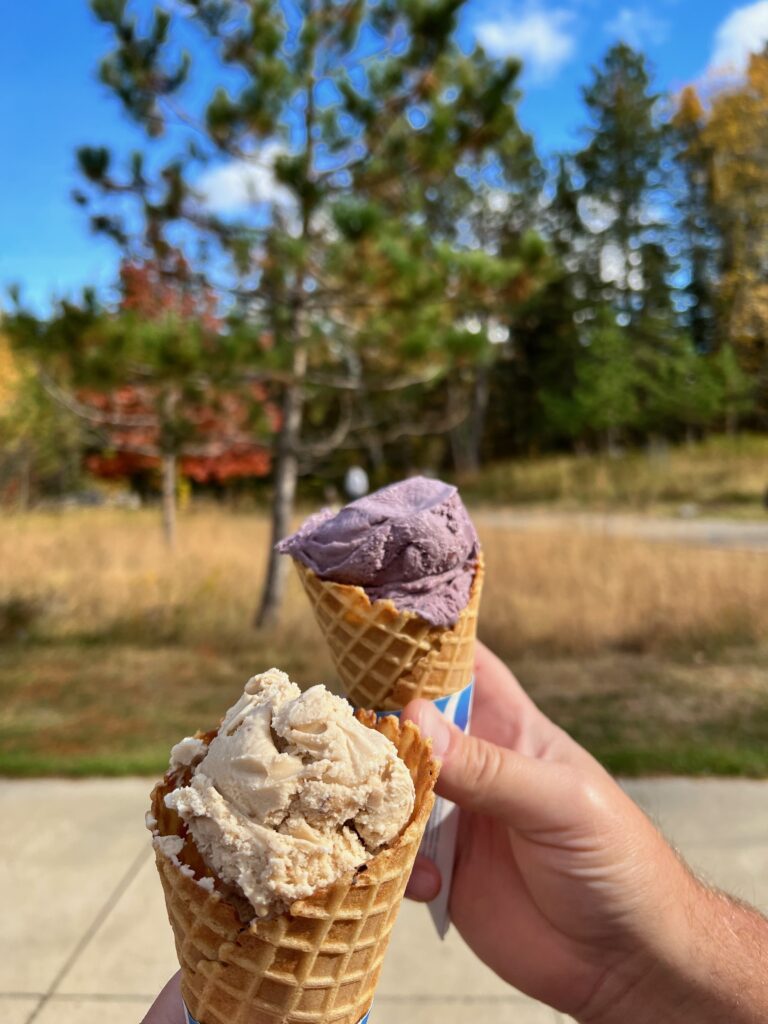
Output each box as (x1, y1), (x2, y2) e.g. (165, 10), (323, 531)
(449, 368), (489, 477)
(17, 446), (31, 513)
(604, 426), (619, 457)
(448, 377), (470, 476)
(364, 428), (385, 477)
(467, 364), (490, 471)
(256, 47), (316, 629)
(161, 453), (177, 549)
(255, 343), (307, 628)
(725, 407), (738, 436)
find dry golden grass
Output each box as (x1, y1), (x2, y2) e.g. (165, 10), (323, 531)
(0, 507), (325, 653)
(1, 506), (767, 660)
(463, 434), (768, 509)
(479, 524), (768, 659)
(2, 506), (768, 776)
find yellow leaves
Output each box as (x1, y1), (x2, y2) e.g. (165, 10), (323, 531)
(701, 50), (768, 207)
(746, 48), (768, 95)
(721, 270), (768, 367)
(674, 85), (705, 129)
(0, 334), (25, 416)
(681, 48), (768, 384)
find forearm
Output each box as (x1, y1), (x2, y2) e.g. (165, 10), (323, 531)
(582, 883), (768, 1024)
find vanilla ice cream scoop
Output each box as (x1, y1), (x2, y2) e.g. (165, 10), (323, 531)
(164, 668), (415, 917)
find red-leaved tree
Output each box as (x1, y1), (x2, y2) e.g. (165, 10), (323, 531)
(61, 253), (279, 545)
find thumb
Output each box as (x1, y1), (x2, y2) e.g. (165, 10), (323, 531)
(403, 698), (572, 834)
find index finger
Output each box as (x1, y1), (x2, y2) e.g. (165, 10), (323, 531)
(141, 972), (184, 1024)
(471, 641), (554, 755)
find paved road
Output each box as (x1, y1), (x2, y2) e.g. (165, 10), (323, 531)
(3, 778), (767, 1024)
(475, 509), (768, 550)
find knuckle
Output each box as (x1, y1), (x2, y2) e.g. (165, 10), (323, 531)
(574, 773), (624, 828)
(572, 773), (604, 811)
(464, 735), (506, 796)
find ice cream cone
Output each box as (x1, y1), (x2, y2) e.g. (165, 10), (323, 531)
(293, 555), (484, 711)
(149, 712), (437, 1024)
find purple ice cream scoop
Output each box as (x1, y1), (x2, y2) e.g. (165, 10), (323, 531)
(277, 476), (480, 628)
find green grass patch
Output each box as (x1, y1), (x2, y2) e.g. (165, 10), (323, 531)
(595, 745), (768, 777)
(0, 751), (168, 777)
(516, 649), (768, 779)
(1, 641), (767, 777)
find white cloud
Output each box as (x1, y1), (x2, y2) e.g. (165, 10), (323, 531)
(476, 6), (576, 83)
(604, 6), (669, 48)
(710, 1), (768, 75)
(197, 142), (295, 213)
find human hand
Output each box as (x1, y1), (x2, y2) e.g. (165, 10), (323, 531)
(403, 642), (768, 1024)
(141, 971), (184, 1024)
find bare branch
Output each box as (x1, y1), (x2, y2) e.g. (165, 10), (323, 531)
(379, 402), (469, 443)
(177, 436), (271, 457)
(305, 365), (444, 392)
(101, 441), (163, 459)
(294, 398), (353, 460)
(296, 388), (470, 473)
(39, 371), (159, 429)
(351, 396), (470, 447)
(84, 431), (272, 462)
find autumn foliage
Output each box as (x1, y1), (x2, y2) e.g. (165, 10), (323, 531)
(83, 256), (277, 484)
(83, 385), (275, 483)
(674, 54), (768, 414)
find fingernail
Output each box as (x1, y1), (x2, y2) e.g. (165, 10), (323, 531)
(417, 701), (452, 759)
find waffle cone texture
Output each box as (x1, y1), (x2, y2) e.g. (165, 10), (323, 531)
(150, 712), (437, 1024)
(294, 555), (484, 711)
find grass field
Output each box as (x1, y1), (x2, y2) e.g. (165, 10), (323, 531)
(1, 505), (768, 777)
(460, 433), (768, 513)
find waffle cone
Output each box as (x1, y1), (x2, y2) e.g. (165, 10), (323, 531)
(150, 712), (437, 1024)
(294, 556), (484, 711)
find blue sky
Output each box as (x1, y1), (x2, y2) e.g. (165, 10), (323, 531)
(3, 0), (767, 311)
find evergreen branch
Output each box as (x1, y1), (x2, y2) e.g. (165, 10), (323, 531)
(161, 96), (213, 141)
(228, 283), (473, 315)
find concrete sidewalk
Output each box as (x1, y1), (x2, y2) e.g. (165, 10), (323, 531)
(2, 778), (767, 1024)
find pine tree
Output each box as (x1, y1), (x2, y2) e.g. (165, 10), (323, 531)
(512, 157), (595, 449)
(69, 0), (547, 623)
(711, 343), (755, 434)
(568, 43), (729, 446)
(672, 86), (719, 354)
(571, 308), (640, 451)
(575, 44), (672, 325)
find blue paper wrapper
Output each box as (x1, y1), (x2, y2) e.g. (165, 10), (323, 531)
(183, 1004), (372, 1024)
(376, 678), (474, 939)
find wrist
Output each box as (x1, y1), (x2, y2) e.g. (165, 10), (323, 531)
(577, 862), (701, 1024)
(578, 949), (702, 1024)
(579, 876), (768, 1024)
